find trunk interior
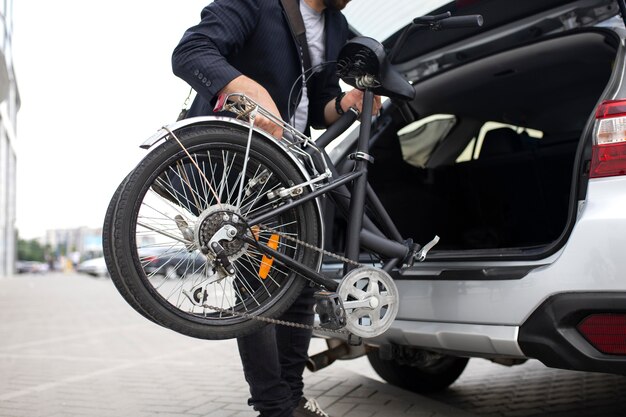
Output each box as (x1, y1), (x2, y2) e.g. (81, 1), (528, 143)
(332, 28), (619, 257)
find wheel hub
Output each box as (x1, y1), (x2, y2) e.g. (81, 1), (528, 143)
(196, 204), (248, 261)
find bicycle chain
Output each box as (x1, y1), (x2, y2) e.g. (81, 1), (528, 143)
(200, 302), (350, 335)
(257, 223), (364, 268)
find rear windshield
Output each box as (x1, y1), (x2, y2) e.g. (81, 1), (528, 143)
(344, 0), (600, 64)
(343, 0), (447, 41)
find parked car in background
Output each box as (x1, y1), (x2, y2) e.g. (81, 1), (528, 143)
(16, 261), (49, 274)
(141, 247), (208, 279)
(76, 257), (109, 278)
(314, 0), (626, 393)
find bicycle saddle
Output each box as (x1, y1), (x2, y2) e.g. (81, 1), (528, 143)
(337, 36), (416, 101)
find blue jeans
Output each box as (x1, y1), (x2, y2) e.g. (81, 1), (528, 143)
(237, 285), (315, 417)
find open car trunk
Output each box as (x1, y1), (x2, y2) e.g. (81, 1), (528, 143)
(356, 28), (620, 257)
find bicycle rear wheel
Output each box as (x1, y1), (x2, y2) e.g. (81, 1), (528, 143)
(112, 125), (321, 339)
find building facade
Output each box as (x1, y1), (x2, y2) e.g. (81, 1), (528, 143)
(0, 0), (19, 277)
(44, 227), (104, 264)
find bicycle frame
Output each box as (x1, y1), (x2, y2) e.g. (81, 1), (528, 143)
(141, 90), (411, 293)
(234, 90), (409, 291)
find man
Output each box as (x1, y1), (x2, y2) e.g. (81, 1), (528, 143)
(172, 1), (377, 416)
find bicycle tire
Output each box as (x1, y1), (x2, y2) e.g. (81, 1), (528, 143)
(103, 175), (159, 324)
(112, 125), (321, 340)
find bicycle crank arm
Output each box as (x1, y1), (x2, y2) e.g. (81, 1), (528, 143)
(342, 298), (379, 309)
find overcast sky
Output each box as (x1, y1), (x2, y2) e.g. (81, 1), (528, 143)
(13, 0), (210, 239)
(12, 0), (442, 240)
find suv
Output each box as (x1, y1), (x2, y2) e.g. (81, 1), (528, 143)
(315, 0), (626, 392)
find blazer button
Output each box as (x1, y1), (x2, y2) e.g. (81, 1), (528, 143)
(193, 69), (199, 76)
(206, 80), (212, 87)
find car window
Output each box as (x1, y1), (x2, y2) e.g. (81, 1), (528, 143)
(456, 121), (543, 163)
(399, 114), (456, 168)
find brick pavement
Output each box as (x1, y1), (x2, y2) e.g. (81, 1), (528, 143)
(428, 358), (626, 417)
(1, 273), (625, 417)
(0, 273), (475, 417)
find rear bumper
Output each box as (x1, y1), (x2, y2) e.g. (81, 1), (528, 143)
(518, 292), (626, 375)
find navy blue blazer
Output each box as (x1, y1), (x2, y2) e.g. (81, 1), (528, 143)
(172, 0), (349, 129)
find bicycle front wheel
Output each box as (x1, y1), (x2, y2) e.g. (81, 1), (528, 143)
(112, 125), (321, 340)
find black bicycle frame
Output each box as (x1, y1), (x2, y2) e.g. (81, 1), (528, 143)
(247, 89), (409, 292)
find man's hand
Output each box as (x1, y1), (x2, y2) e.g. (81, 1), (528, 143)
(324, 89), (382, 125)
(220, 75), (284, 139)
(341, 89), (382, 115)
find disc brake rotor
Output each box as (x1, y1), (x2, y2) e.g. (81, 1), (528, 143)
(337, 266), (399, 338)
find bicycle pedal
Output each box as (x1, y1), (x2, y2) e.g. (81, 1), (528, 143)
(314, 291), (346, 330)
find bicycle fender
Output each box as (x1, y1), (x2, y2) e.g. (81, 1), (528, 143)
(140, 115), (274, 149)
(141, 116), (312, 183)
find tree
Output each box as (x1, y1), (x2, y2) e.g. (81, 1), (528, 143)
(17, 239), (46, 262)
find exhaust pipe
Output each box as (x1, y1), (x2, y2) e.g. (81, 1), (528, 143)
(307, 344), (350, 372)
(306, 340), (369, 372)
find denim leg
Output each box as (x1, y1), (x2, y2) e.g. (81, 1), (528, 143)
(237, 285), (316, 416)
(237, 324), (293, 417)
(276, 285), (316, 410)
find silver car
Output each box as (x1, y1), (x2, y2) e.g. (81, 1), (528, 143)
(315, 0), (626, 392)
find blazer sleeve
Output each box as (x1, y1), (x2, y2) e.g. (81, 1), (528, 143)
(171, 0), (261, 102)
(307, 66), (342, 129)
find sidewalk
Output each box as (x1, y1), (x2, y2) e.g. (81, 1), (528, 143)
(0, 273), (475, 417)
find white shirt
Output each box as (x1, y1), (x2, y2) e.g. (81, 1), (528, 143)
(293, 0), (326, 133)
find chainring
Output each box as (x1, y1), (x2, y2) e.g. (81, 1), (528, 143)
(337, 266), (399, 338)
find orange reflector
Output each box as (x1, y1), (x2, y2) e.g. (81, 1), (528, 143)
(259, 234), (280, 279)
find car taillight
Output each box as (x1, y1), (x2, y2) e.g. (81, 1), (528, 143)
(591, 100), (626, 178)
(143, 256), (157, 264)
(577, 314), (626, 355)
